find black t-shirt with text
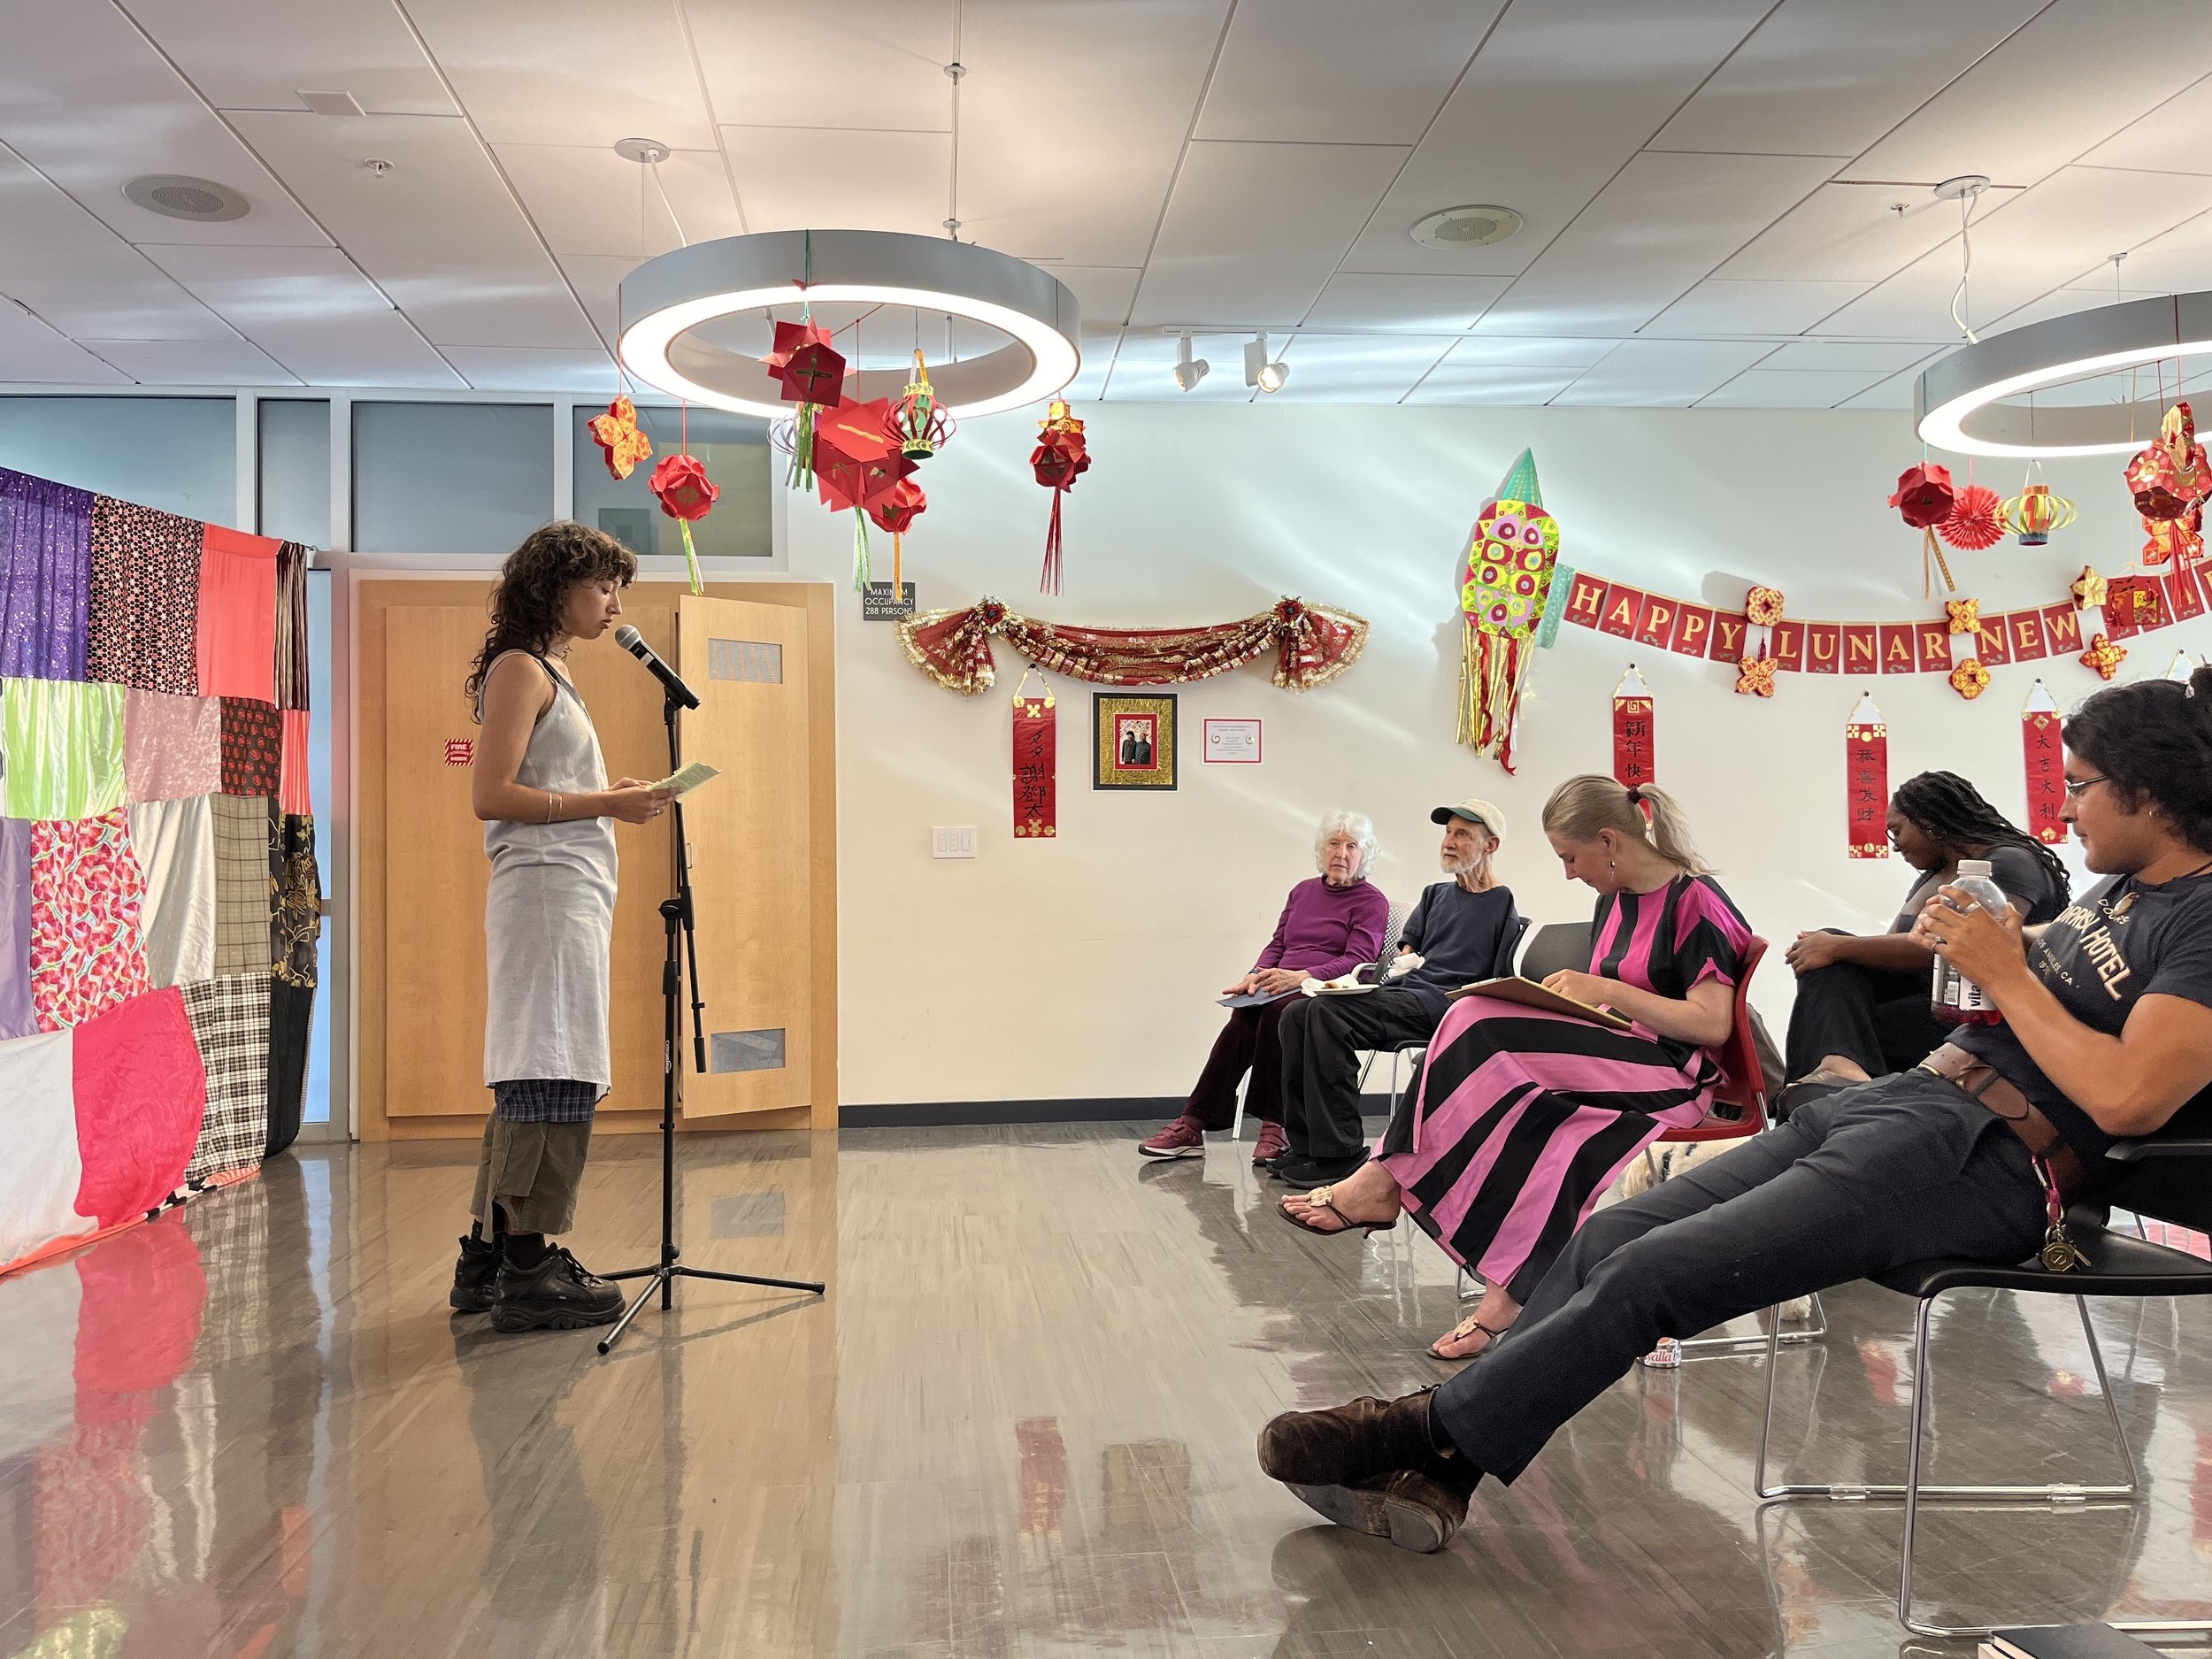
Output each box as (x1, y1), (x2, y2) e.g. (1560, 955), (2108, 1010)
(1954, 870), (2212, 1168)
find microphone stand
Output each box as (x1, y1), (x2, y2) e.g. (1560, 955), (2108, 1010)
(597, 680), (824, 1355)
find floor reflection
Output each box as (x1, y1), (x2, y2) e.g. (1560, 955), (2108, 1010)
(0, 1121), (2204, 1657)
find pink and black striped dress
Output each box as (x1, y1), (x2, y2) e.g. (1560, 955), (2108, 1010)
(1378, 874), (1753, 1303)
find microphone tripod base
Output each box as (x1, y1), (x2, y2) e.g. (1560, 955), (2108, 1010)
(597, 1259), (825, 1355)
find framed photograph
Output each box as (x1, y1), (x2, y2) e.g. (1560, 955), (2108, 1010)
(1202, 718), (1263, 764)
(1093, 693), (1177, 790)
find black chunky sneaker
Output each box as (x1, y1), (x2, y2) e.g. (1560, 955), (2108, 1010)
(491, 1245), (625, 1332)
(449, 1233), (499, 1313)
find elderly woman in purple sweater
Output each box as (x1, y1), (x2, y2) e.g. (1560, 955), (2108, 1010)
(1141, 810), (1391, 1166)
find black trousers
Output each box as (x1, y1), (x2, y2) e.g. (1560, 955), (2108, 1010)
(1275, 988), (1442, 1161)
(1784, 944), (1944, 1080)
(1185, 997), (1294, 1128)
(1431, 1070), (2046, 1483)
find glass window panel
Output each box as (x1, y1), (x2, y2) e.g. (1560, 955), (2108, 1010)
(0, 396), (235, 521)
(353, 402), (553, 555)
(572, 403), (772, 561)
(258, 399), (331, 547)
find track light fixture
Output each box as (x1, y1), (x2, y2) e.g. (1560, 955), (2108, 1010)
(1172, 332), (1209, 391)
(1244, 332), (1288, 394)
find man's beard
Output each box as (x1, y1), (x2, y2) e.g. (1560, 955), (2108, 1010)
(1441, 850), (1488, 879)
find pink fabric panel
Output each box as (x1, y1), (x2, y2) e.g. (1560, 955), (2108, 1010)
(122, 690), (222, 804)
(194, 525), (279, 704)
(71, 987), (204, 1227)
(278, 709), (311, 816)
(1473, 1099), (1705, 1284)
(29, 812), (153, 1032)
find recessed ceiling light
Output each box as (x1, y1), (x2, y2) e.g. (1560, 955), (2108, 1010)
(123, 174), (250, 222)
(1409, 204), (1522, 250)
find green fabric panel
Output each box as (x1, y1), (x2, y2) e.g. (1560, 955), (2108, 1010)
(2, 677), (127, 819)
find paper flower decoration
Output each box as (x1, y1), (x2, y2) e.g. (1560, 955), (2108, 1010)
(1945, 596), (1982, 636)
(1734, 655), (1778, 698)
(1889, 463), (1955, 527)
(1948, 658), (1991, 700)
(1939, 483), (2005, 551)
(1457, 449), (1560, 772)
(649, 453), (718, 595)
(588, 395), (652, 481)
(2003, 482), (2075, 546)
(2079, 632), (2127, 681)
(1030, 400), (1090, 596)
(866, 475), (926, 593)
(887, 349), (952, 462)
(2070, 566), (2108, 610)
(2125, 401), (2209, 521)
(1745, 586), (1785, 627)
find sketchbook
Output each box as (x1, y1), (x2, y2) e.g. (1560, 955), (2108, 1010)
(1447, 976), (1632, 1031)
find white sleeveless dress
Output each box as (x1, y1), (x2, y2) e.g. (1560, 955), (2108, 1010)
(480, 651), (618, 1089)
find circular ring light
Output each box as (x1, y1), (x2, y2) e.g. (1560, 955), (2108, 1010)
(1916, 289), (2212, 458)
(618, 229), (1081, 419)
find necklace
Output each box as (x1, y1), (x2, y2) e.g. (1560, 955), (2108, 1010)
(2108, 854), (2212, 918)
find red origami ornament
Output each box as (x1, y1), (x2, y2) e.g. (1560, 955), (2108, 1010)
(588, 394), (652, 480)
(764, 319), (847, 490)
(2126, 401), (2209, 520)
(2141, 504), (2203, 567)
(1030, 400), (1089, 596)
(1890, 462), (1957, 597)
(2080, 632), (2127, 681)
(648, 451), (718, 595)
(866, 475), (926, 595)
(1939, 483), (2004, 552)
(812, 396), (917, 591)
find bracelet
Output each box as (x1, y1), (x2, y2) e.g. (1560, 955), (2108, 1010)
(545, 793), (559, 824)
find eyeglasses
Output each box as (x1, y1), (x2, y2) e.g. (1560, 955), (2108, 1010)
(2062, 774), (2109, 801)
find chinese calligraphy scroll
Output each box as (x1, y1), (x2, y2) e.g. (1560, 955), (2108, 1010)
(1610, 666), (1654, 789)
(1845, 695), (1889, 859)
(2021, 682), (2066, 846)
(1012, 669), (1056, 838)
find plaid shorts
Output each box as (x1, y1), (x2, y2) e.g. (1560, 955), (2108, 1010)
(491, 1078), (603, 1124)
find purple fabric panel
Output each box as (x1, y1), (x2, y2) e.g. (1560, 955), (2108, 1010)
(0, 468), (93, 681)
(0, 818), (34, 1040)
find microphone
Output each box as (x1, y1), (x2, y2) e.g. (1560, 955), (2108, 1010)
(613, 625), (701, 710)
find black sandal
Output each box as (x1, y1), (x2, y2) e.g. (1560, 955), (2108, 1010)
(1277, 1185), (1397, 1238)
(1427, 1312), (1505, 1362)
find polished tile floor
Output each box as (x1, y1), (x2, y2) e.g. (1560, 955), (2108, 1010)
(2, 1121), (2208, 1658)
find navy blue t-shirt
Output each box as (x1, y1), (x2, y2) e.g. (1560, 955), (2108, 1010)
(1395, 882), (1520, 1011)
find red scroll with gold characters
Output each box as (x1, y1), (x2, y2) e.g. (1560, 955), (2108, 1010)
(1846, 695), (1889, 859)
(2022, 683), (2066, 845)
(1012, 671), (1056, 838)
(1610, 666), (1655, 789)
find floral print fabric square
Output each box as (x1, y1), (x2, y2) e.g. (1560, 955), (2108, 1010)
(124, 689), (222, 803)
(28, 810), (153, 1032)
(2, 677), (126, 820)
(219, 698), (281, 796)
(86, 497), (201, 695)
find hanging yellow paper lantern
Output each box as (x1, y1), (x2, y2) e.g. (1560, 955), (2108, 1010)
(2002, 482), (2076, 547)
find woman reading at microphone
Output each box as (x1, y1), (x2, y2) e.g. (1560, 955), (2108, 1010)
(449, 522), (674, 1333)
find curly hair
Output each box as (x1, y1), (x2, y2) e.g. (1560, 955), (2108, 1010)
(1891, 770), (2069, 899)
(2062, 663), (2212, 853)
(465, 520), (638, 714)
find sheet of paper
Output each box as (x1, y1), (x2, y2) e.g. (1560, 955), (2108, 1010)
(1217, 990), (1296, 1009)
(652, 761), (721, 797)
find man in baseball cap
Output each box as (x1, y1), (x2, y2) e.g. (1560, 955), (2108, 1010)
(1431, 797), (1507, 839)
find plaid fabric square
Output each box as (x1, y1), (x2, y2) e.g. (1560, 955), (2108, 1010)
(491, 1078), (601, 1124)
(182, 972), (269, 1183)
(219, 698), (281, 795)
(86, 497), (201, 695)
(211, 792), (272, 974)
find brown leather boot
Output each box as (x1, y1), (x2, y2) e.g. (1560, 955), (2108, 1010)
(1283, 1469), (1472, 1554)
(1256, 1388), (1479, 1551)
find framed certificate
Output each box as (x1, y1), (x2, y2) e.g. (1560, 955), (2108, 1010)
(1202, 718), (1262, 764)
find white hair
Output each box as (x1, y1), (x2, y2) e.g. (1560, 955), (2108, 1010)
(1314, 810), (1379, 879)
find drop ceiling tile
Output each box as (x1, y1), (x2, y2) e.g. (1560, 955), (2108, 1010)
(231, 111), (599, 350)
(1100, 329), (1254, 403)
(1718, 180), (2024, 285)
(1479, 151), (1842, 336)
(1302, 273), (1512, 332)
(1036, 267), (1141, 332)
(121, 0), (452, 116)
(1841, 0), (2212, 187)
(1131, 141), (1407, 328)
(1651, 0), (2045, 158)
(1060, 332), (1118, 402)
(1758, 339), (1943, 373)
(1985, 287), (2162, 333)
(1645, 280), (1869, 337)
(495, 145), (740, 260)
(2081, 74), (2212, 175)
(1839, 370), (1923, 410)
(1265, 334), (1459, 402)
(139, 244), (467, 388)
(956, 2), (1233, 270)
(1402, 362), (1590, 405)
(559, 254), (636, 345)
(1550, 339), (1776, 406)
(1816, 166), (2212, 338)
(1695, 367), (1893, 408)
(402, 0), (717, 149)
(0, 300), (132, 385)
(719, 127), (952, 240)
(2109, 210), (2212, 294)
(689, 1), (953, 134)
(83, 338), (299, 387)
(1436, 335), (1620, 368)
(0, 1), (329, 247)
(1198, 0), (1507, 144)
(0, 146), (236, 342)
(1337, 0), (1776, 278)
(443, 346), (618, 393)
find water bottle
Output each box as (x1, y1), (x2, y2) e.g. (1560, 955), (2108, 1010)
(1930, 858), (2008, 1027)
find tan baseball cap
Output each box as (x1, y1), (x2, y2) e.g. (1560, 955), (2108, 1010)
(1431, 796), (1506, 838)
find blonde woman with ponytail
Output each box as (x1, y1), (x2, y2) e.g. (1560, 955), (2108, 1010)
(1281, 774), (1754, 1363)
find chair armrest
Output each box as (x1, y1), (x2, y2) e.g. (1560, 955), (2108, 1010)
(2106, 1139), (2212, 1163)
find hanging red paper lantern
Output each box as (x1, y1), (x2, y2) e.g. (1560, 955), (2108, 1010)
(2141, 502), (2203, 567)
(2126, 401), (2209, 521)
(588, 394), (652, 480)
(2002, 481), (2075, 547)
(1939, 483), (2005, 551)
(887, 349), (954, 462)
(813, 397), (915, 591)
(764, 319), (847, 490)
(866, 475), (926, 595)
(1030, 400), (1089, 597)
(1890, 462), (1958, 595)
(648, 452), (718, 595)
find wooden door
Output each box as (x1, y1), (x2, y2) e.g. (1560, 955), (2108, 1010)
(676, 595), (812, 1117)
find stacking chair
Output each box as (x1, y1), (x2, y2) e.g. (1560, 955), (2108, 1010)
(1754, 1135), (2212, 1640)
(1233, 897), (1414, 1144)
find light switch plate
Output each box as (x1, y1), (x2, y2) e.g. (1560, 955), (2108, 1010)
(931, 826), (977, 859)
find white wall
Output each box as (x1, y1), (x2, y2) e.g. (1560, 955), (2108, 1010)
(785, 403), (2212, 1107)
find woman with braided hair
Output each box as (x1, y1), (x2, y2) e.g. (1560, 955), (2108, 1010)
(1782, 771), (2068, 1106)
